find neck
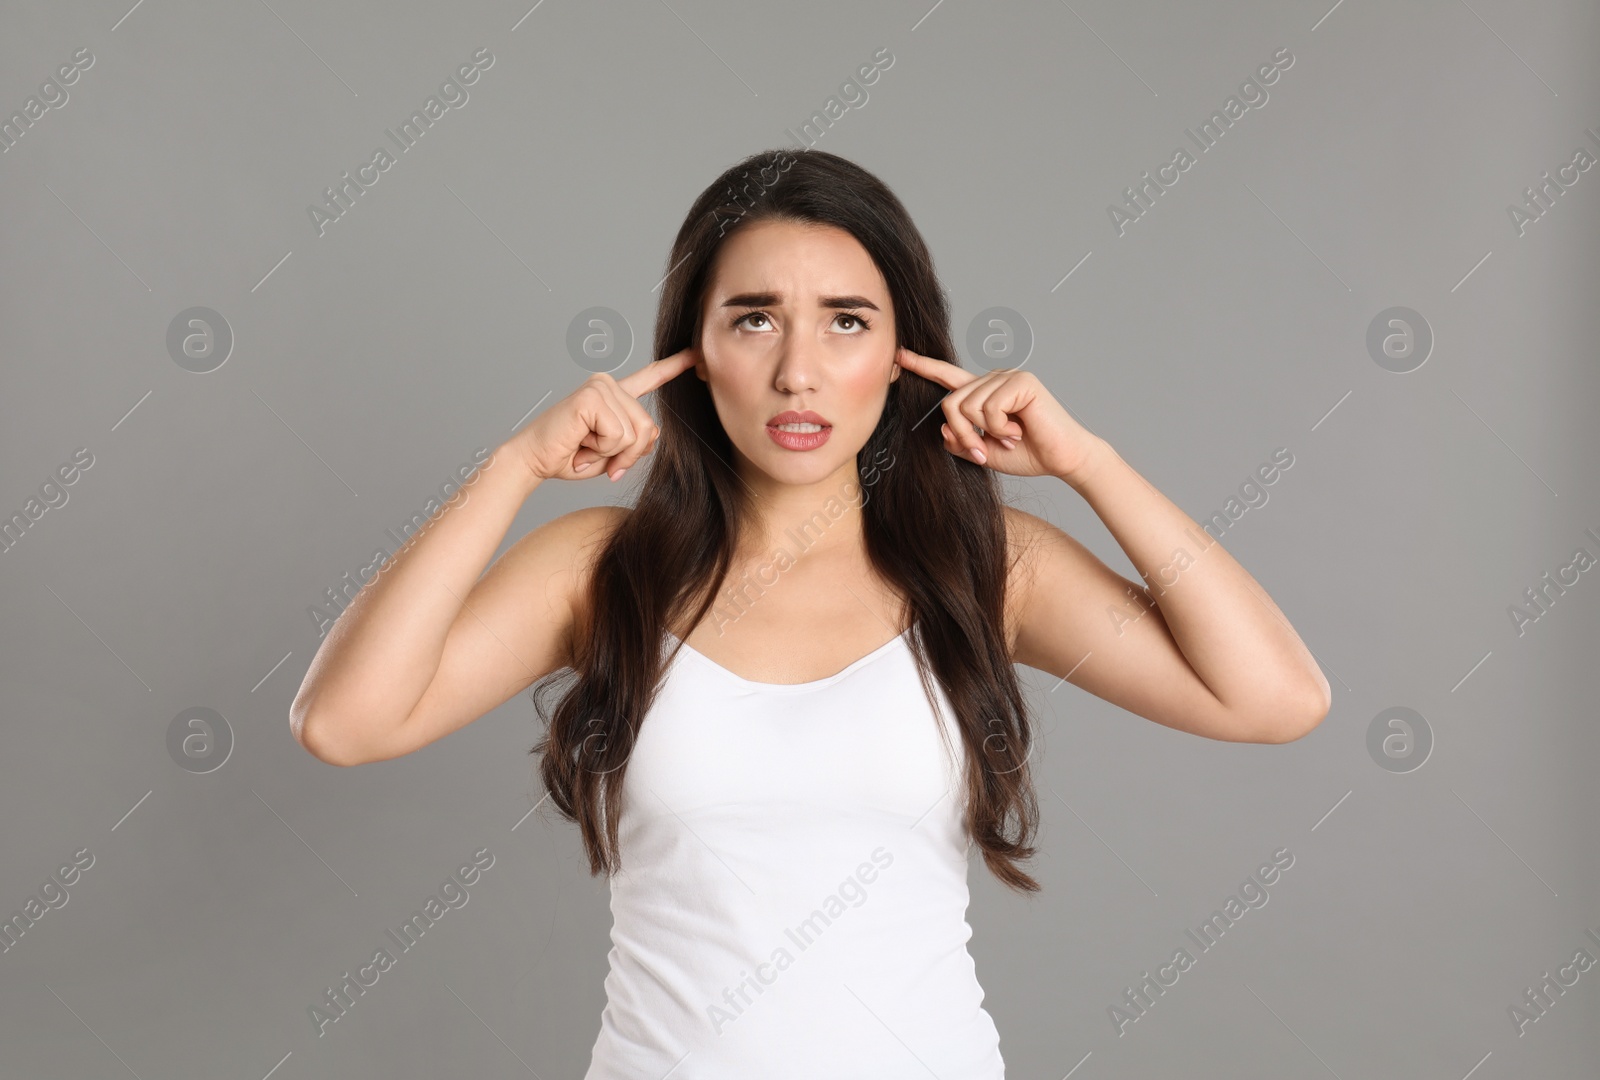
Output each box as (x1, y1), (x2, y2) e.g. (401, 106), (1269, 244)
(734, 457), (868, 564)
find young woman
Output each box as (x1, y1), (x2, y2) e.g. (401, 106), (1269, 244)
(291, 149), (1329, 1078)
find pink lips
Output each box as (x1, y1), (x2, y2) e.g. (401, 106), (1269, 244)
(766, 410), (832, 452)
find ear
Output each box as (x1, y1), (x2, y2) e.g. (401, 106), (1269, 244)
(889, 349), (901, 383)
(694, 343), (709, 382)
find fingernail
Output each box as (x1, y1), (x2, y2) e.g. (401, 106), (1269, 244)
(971, 447), (986, 465)
(610, 468), (628, 482)
(1000, 438), (1016, 450)
(576, 461), (592, 471)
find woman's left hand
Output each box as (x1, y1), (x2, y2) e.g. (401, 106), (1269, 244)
(894, 346), (1104, 483)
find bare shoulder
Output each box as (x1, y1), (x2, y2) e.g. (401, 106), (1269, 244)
(529, 499), (627, 577)
(487, 503), (630, 667)
(1001, 503), (1054, 549)
(548, 503), (630, 563)
(999, 504), (1082, 655)
(355, 504), (632, 765)
(1000, 505), (1044, 653)
(560, 504), (631, 641)
(500, 502), (629, 576)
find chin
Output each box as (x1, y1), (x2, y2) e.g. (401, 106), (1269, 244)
(762, 456), (838, 483)
(745, 444), (846, 483)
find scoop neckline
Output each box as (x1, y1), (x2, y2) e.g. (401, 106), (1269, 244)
(666, 625), (915, 692)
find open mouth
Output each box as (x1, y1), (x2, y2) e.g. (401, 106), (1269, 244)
(766, 412), (832, 451)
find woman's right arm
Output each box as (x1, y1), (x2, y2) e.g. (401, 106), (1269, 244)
(288, 351), (695, 766)
(289, 459), (616, 766)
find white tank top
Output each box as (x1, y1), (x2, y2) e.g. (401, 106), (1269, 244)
(582, 624), (1006, 1079)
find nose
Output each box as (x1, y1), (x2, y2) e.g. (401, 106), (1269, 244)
(772, 334), (819, 395)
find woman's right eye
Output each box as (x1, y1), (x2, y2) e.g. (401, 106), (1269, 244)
(732, 311), (771, 331)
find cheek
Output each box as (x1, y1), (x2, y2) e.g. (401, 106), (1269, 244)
(839, 366), (891, 421)
(704, 362), (766, 417)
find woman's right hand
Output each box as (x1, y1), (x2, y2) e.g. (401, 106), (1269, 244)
(505, 346), (699, 483)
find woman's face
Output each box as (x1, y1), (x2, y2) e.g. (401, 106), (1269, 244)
(695, 218), (899, 487)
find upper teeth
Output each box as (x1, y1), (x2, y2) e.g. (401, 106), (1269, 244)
(775, 423), (824, 432)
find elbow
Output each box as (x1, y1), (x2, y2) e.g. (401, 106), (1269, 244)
(1295, 674), (1334, 739)
(1260, 713), (1323, 744)
(290, 703), (367, 767)
(1224, 676), (1330, 744)
(1256, 682), (1332, 744)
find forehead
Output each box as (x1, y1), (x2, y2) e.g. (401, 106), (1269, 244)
(704, 219), (887, 300)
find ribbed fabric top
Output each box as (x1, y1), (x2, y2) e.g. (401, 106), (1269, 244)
(582, 626), (1005, 1079)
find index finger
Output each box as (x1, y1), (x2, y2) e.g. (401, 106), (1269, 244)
(618, 346), (698, 398)
(896, 346), (978, 391)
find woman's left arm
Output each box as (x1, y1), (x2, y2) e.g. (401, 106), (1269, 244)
(897, 347), (1331, 745)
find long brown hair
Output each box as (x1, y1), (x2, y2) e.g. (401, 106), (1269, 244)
(531, 148), (1041, 893)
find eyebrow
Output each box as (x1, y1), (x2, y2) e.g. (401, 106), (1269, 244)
(719, 292), (881, 312)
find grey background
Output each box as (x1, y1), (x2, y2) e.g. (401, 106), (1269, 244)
(2, 0), (1597, 1077)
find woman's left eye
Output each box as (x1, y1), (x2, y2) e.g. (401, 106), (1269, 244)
(836, 312), (871, 332)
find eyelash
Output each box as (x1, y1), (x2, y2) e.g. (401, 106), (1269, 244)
(730, 310), (873, 333)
